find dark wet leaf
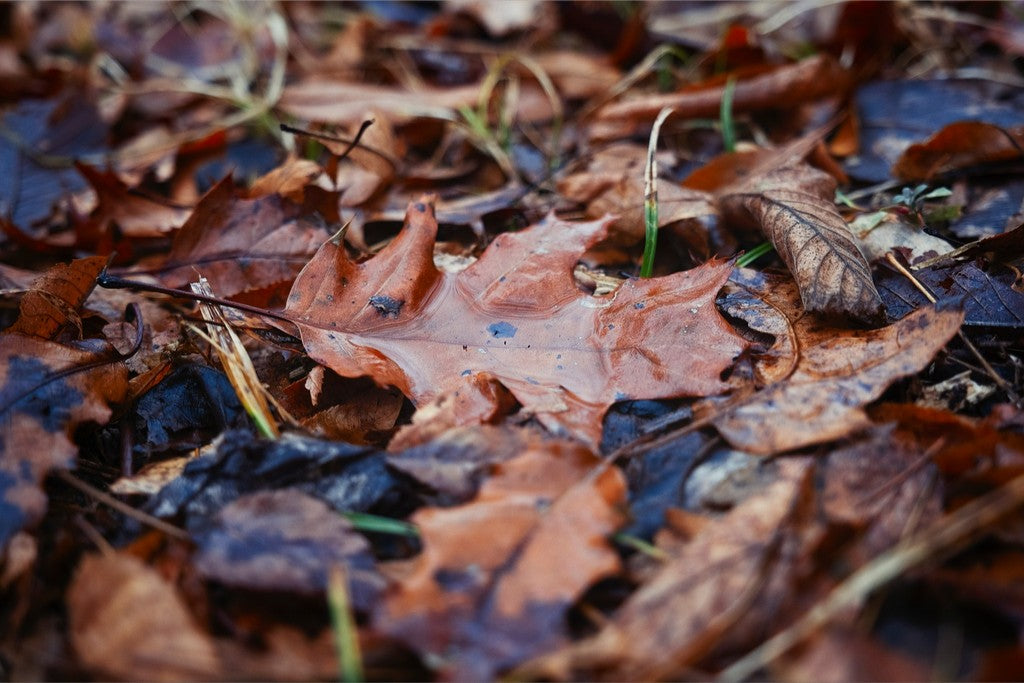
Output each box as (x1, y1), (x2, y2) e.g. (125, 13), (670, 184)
(876, 259), (1024, 329)
(189, 489), (384, 607)
(146, 430), (396, 522)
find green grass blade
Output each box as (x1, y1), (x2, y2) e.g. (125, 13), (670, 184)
(720, 76), (738, 153)
(328, 565), (364, 683)
(736, 241), (774, 268)
(342, 511), (419, 537)
(640, 107), (675, 278)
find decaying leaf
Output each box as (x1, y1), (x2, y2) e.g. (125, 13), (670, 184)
(713, 270), (963, 454)
(0, 257), (128, 551)
(7, 256), (106, 340)
(68, 553), (221, 681)
(285, 197), (747, 446)
(189, 489), (384, 607)
(375, 440), (626, 680)
(520, 458), (810, 681)
(893, 121), (1024, 181)
(719, 164), (884, 324)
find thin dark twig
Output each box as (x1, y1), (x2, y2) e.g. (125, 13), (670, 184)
(97, 272), (295, 323)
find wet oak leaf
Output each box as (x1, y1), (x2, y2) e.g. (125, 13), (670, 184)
(374, 441), (627, 680)
(719, 163), (885, 324)
(713, 270), (964, 455)
(68, 553), (221, 681)
(138, 176), (327, 298)
(0, 335), (127, 549)
(285, 197), (747, 446)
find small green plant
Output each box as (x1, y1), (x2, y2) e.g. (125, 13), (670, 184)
(735, 241), (775, 268)
(890, 184), (954, 226)
(328, 566), (364, 683)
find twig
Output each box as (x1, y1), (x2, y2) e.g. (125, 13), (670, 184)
(55, 470), (190, 541)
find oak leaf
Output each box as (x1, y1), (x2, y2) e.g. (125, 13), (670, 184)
(285, 197), (748, 446)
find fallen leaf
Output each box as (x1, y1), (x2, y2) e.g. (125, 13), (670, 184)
(893, 122), (1024, 182)
(712, 269), (963, 454)
(445, 0), (546, 36)
(876, 259), (1024, 329)
(719, 163), (885, 323)
(7, 256), (106, 340)
(846, 79), (1024, 182)
(189, 489), (384, 608)
(285, 197), (747, 446)
(135, 176), (327, 298)
(520, 458), (811, 680)
(67, 553), (221, 681)
(374, 440), (626, 680)
(557, 142), (715, 244)
(75, 164), (190, 243)
(279, 79), (482, 126)
(591, 55), (847, 139)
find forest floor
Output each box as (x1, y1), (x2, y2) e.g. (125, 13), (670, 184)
(2, 2), (1024, 681)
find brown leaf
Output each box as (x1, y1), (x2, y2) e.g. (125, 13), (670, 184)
(0, 334), (127, 550)
(279, 79), (483, 126)
(285, 197), (747, 446)
(189, 490), (384, 607)
(521, 458), (811, 680)
(68, 553), (221, 681)
(374, 441), (626, 679)
(893, 122), (1024, 181)
(591, 55), (847, 139)
(137, 176), (327, 298)
(713, 270), (963, 454)
(557, 142), (715, 244)
(719, 164), (884, 323)
(7, 256), (106, 340)
(76, 164), (190, 241)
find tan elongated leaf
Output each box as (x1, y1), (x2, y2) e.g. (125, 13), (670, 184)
(713, 270), (964, 455)
(719, 164), (884, 324)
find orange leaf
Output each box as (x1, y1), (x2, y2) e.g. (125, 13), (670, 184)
(285, 197), (748, 446)
(893, 121), (1024, 181)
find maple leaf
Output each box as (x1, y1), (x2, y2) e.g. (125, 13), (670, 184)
(285, 197), (748, 446)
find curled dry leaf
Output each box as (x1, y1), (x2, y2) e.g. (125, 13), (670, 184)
(285, 197), (747, 446)
(75, 164), (190, 242)
(893, 121), (1024, 182)
(68, 553), (221, 681)
(520, 458), (811, 681)
(719, 163), (884, 324)
(374, 441), (626, 680)
(713, 270), (964, 455)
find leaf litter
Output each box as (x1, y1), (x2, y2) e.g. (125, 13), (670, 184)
(1, 2), (1023, 681)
